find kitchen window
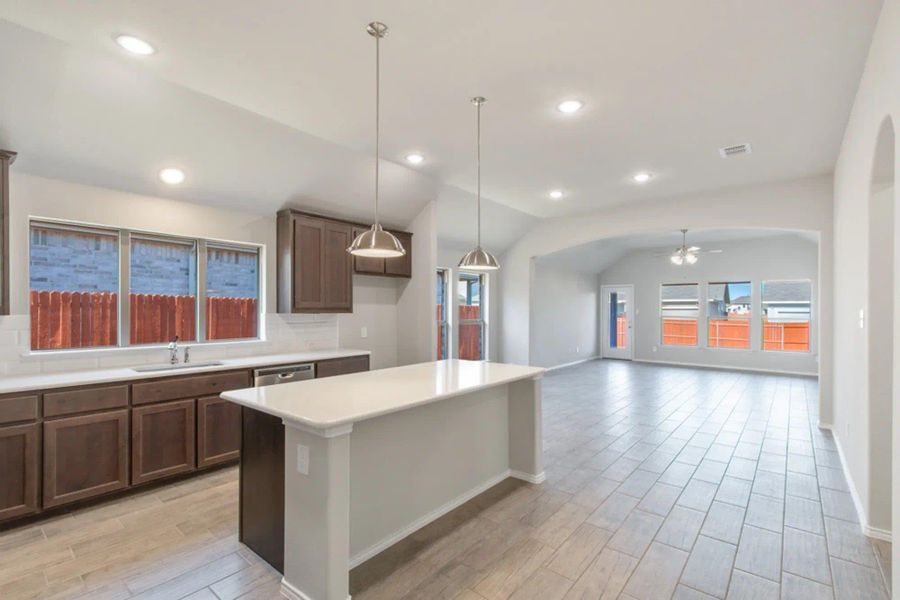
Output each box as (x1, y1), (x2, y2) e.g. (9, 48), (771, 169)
(660, 283), (699, 346)
(29, 219), (261, 351)
(761, 280), (811, 352)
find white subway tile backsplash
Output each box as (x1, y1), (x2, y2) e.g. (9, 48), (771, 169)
(0, 312), (340, 377)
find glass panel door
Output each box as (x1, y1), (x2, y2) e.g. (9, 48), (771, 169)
(601, 285), (633, 360)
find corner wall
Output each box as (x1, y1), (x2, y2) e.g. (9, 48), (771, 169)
(530, 263), (598, 369)
(831, 0), (899, 545)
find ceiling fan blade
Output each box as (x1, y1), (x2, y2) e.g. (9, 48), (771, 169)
(700, 249), (724, 254)
(687, 246), (701, 252)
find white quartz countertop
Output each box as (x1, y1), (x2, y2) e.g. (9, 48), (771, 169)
(0, 349), (370, 395)
(221, 359), (544, 431)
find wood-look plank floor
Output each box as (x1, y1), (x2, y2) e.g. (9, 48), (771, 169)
(0, 360), (892, 599)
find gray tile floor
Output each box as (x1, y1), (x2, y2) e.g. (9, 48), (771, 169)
(540, 359), (891, 600)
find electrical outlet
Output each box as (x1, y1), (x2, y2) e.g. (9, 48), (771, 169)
(296, 444), (310, 475)
(361, 326), (368, 339)
(652, 345), (658, 352)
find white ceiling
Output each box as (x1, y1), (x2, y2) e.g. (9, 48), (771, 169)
(0, 1), (882, 225)
(536, 229), (819, 273)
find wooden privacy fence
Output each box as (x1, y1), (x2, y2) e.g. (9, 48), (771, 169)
(616, 315), (628, 347)
(663, 318), (810, 351)
(31, 291), (257, 350)
(30, 291), (117, 350)
(458, 304), (482, 360)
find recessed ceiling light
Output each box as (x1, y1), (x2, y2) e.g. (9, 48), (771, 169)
(556, 100), (584, 114)
(632, 171), (653, 183)
(114, 34), (156, 56)
(405, 153), (424, 165)
(549, 189), (564, 200)
(159, 168), (185, 185)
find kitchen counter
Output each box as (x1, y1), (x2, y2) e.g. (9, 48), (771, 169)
(0, 349), (370, 395)
(221, 358), (544, 433)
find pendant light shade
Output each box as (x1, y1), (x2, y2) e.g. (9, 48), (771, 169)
(458, 97), (500, 271)
(348, 21), (406, 259)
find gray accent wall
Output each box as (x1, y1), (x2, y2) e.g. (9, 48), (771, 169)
(598, 233), (819, 375)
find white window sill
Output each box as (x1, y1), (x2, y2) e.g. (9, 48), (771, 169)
(20, 338), (267, 360)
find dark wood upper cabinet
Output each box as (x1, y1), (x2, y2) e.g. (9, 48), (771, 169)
(132, 399), (196, 485)
(0, 150), (16, 316)
(43, 410), (129, 508)
(277, 209), (411, 313)
(0, 423), (40, 520)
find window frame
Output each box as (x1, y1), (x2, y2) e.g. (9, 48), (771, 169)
(659, 282), (700, 347)
(29, 217), (263, 352)
(706, 280), (752, 352)
(436, 268), (449, 360)
(760, 279), (812, 354)
(457, 270), (488, 360)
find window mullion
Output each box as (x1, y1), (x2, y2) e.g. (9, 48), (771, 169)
(197, 239), (208, 343)
(119, 230), (131, 347)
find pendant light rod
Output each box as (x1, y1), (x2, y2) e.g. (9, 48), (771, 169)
(369, 21), (387, 224)
(473, 96), (485, 248)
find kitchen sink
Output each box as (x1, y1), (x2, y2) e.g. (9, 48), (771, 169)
(132, 361), (224, 372)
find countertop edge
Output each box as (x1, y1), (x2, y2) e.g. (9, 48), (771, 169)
(221, 364), (544, 433)
(0, 349), (371, 395)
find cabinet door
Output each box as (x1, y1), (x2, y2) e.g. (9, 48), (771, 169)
(323, 221), (353, 311)
(316, 355), (370, 379)
(197, 396), (241, 469)
(0, 423), (39, 520)
(293, 216), (325, 311)
(43, 410), (128, 508)
(351, 226), (386, 275)
(384, 231), (413, 277)
(132, 399), (196, 485)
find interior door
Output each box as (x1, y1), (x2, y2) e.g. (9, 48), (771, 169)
(601, 285), (634, 360)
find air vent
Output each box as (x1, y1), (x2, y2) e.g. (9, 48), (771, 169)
(719, 143), (752, 158)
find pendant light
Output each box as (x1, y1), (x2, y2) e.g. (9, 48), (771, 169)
(348, 22), (406, 258)
(458, 97), (500, 271)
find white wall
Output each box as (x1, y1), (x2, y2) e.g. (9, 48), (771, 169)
(597, 234), (819, 375)
(396, 202), (438, 365)
(0, 173), (407, 375)
(831, 0), (899, 548)
(529, 263), (598, 369)
(436, 243), (502, 362)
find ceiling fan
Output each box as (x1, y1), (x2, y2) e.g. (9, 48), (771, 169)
(655, 229), (723, 265)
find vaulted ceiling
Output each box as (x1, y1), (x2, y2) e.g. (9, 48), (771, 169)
(0, 1), (883, 249)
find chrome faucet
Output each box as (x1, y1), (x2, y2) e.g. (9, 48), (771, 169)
(168, 336), (179, 364)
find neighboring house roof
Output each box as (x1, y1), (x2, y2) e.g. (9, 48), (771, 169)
(762, 280), (811, 303)
(661, 284), (698, 301)
(731, 295), (751, 305)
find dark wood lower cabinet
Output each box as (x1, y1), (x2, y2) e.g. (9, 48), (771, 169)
(132, 399), (196, 485)
(43, 410), (129, 508)
(0, 423), (39, 520)
(317, 354), (371, 378)
(197, 396), (241, 469)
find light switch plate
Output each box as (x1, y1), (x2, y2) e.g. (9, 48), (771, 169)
(296, 444), (310, 475)
(361, 326), (368, 338)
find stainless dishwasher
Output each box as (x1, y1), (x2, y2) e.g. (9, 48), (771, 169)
(253, 363), (315, 387)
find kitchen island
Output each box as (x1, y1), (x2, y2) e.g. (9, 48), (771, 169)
(222, 359), (544, 600)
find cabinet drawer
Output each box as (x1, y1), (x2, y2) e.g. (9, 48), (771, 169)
(0, 395), (39, 425)
(316, 355), (370, 379)
(44, 385), (128, 418)
(132, 370), (249, 405)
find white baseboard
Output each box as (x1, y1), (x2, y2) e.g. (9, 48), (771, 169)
(821, 423), (881, 540)
(510, 469), (546, 484)
(349, 468), (534, 568)
(546, 357), (598, 372)
(280, 579), (351, 600)
(633, 358), (817, 378)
